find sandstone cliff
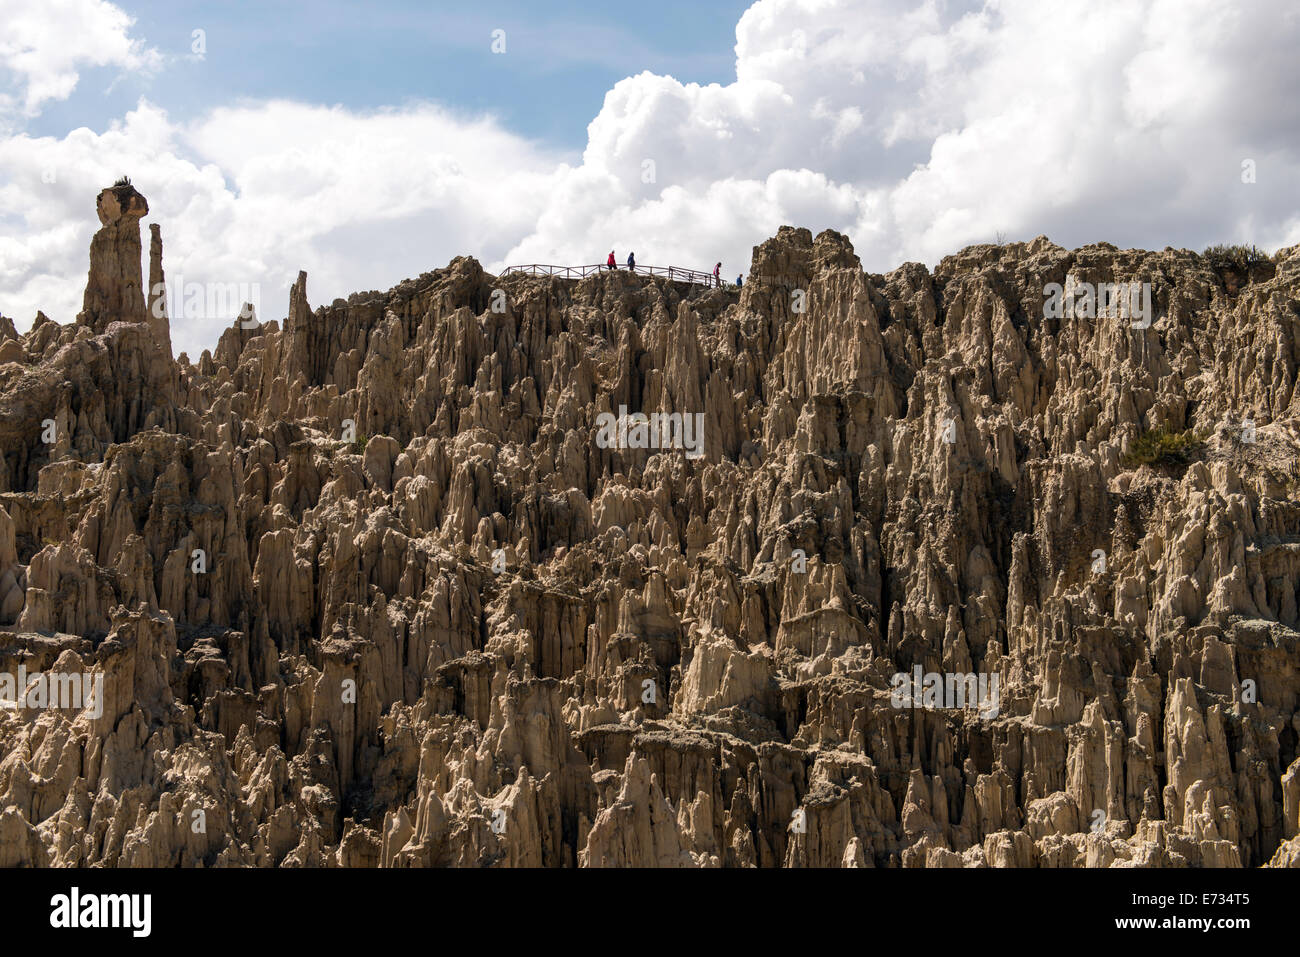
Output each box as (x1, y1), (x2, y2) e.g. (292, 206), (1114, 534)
(0, 186), (1297, 868)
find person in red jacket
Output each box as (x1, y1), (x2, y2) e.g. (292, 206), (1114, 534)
(607, 251), (616, 271)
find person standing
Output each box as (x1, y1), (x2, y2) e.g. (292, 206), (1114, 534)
(627, 251), (636, 271)
(607, 250), (616, 271)
(736, 274), (743, 288)
(714, 262), (721, 287)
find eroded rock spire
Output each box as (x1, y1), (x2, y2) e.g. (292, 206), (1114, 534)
(147, 222), (173, 361)
(77, 178), (150, 333)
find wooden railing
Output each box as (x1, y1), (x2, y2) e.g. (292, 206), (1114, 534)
(500, 263), (727, 287)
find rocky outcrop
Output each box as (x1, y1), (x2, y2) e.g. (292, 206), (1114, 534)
(0, 192), (1297, 868)
(78, 180), (150, 334)
(0, 184), (177, 497)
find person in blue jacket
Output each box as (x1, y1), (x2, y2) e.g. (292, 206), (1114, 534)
(627, 251), (636, 271)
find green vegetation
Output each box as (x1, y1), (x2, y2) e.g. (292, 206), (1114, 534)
(113, 175), (132, 188)
(1121, 426), (1206, 468)
(1202, 243), (1271, 272)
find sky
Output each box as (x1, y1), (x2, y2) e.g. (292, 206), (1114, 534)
(1, 0), (1298, 358)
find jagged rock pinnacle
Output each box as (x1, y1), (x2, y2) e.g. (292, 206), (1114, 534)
(78, 180), (151, 333)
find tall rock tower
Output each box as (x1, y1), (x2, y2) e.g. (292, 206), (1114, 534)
(76, 178), (150, 334)
(147, 222), (174, 361)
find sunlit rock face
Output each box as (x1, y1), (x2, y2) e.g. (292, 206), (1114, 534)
(0, 190), (1297, 868)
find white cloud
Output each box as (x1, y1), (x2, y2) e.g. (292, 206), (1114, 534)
(3, 0), (1300, 358)
(0, 0), (162, 124)
(514, 0), (1300, 272)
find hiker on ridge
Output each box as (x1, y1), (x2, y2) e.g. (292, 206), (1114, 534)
(714, 262), (721, 287)
(627, 251), (636, 271)
(736, 274), (743, 288)
(607, 250), (616, 271)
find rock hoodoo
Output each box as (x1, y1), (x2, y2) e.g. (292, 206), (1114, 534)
(77, 178), (150, 334)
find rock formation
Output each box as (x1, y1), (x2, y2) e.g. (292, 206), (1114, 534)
(0, 187), (1297, 868)
(78, 179), (150, 334)
(147, 222), (174, 363)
